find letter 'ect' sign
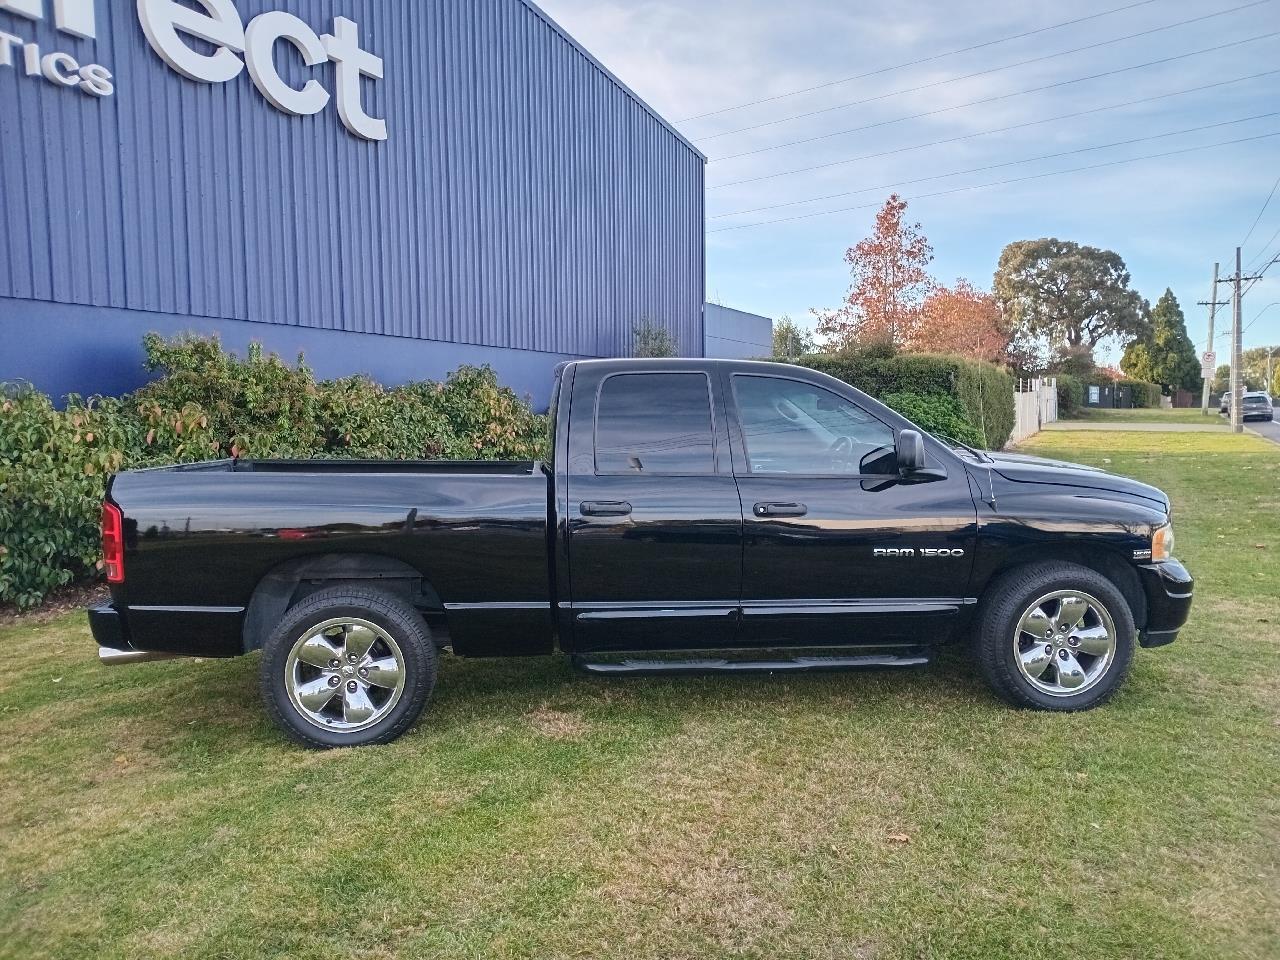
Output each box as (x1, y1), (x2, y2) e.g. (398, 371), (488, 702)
(0, 0), (388, 141)
(138, 0), (388, 141)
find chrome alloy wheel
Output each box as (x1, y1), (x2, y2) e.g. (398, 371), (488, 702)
(284, 617), (407, 732)
(1013, 590), (1117, 697)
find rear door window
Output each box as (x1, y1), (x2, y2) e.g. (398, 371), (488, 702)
(594, 373), (715, 475)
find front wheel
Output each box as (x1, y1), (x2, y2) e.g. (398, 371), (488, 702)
(260, 585), (437, 748)
(976, 562), (1134, 711)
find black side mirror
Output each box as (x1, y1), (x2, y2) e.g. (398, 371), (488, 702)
(896, 429), (926, 473)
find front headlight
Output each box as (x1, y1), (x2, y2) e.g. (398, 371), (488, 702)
(1152, 522), (1175, 562)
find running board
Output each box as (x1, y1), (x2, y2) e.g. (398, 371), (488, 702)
(573, 651), (930, 675)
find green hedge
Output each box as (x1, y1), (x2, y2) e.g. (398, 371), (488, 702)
(1117, 379), (1162, 408)
(1056, 374), (1084, 416)
(0, 334), (547, 610)
(881, 392), (985, 448)
(793, 350), (1015, 449)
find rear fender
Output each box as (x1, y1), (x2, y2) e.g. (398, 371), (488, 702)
(242, 554), (440, 652)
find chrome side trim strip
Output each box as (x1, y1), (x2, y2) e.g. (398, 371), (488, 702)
(444, 601), (548, 610)
(128, 605), (245, 614)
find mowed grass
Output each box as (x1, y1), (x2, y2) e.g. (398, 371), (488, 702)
(1064, 406), (1229, 425)
(1, 431), (1277, 960)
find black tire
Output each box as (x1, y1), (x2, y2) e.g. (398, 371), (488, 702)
(260, 585), (437, 748)
(975, 561), (1134, 711)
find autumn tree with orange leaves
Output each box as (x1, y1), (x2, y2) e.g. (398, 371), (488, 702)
(909, 280), (1010, 362)
(813, 195), (934, 351)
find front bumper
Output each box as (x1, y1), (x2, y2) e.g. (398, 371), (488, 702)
(1136, 559), (1193, 648)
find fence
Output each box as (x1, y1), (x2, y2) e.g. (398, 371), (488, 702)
(1009, 377), (1058, 446)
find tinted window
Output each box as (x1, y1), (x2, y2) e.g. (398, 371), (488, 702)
(595, 373), (714, 474)
(733, 375), (895, 475)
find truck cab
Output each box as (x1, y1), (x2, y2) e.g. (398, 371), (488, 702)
(554, 359), (980, 655)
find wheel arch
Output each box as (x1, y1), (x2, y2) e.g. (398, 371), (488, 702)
(981, 544), (1148, 629)
(242, 553), (442, 653)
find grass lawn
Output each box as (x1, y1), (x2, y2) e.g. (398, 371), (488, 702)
(2, 430), (1277, 960)
(1063, 406), (1227, 425)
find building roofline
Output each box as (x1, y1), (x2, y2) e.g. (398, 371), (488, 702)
(517, 0), (707, 162)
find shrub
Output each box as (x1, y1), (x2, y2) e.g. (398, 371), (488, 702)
(881, 392), (985, 448)
(139, 333), (323, 458)
(0, 335), (548, 610)
(793, 348), (1016, 449)
(632, 319), (678, 358)
(1117, 379), (1162, 408)
(1056, 374), (1084, 416)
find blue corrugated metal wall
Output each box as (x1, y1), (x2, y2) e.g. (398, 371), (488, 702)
(705, 304), (774, 359)
(0, 0), (704, 401)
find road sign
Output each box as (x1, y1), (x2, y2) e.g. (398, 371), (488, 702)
(1201, 351), (1216, 378)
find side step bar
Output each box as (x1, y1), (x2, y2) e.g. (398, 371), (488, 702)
(573, 651), (930, 675)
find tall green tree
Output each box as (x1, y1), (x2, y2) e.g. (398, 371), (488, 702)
(1120, 289), (1200, 394)
(993, 239), (1146, 361)
(773, 315), (815, 359)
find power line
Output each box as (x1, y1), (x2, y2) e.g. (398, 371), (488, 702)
(1241, 172), (1280, 249)
(676, 0), (1166, 123)
(709, 70), (1279, 190)
(707, 130), (1280, 233)
(695, 2), (1273, 143)
(711, 113), (1280, 218)
(1246, 226), (1280, 271)
(709, 31), (1280, 163)
(711, 113), (1278, 219)
(1242, 254), (1279, 297)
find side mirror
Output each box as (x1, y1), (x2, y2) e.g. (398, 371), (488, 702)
(896, 429), (926, 473)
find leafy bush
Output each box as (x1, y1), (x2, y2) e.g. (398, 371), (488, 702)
(793, 348), (1015, 449)
(1117, 379), (1162, 408)
(881, 392), (985, 448)
(1, 335), (547, 609)
(139, 333), (323, 458)
(1056, 374), (1084, 416)
(632, 319), (678, 358)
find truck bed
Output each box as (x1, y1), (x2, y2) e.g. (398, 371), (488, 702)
(105, 459), (553, 659)
(131, 458), (542, 475)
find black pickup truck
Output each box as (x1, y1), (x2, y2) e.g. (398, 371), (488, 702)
(89, 359), (1193, 747)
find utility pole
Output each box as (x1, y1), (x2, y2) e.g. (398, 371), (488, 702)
(1231, 249), (1244, 433)
(1197, 262), (1226, 415)
(1217, 248), (1261, 434)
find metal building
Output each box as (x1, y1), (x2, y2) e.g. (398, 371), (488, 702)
(0, 0), (705, 405)
(704, 304), (773, 359)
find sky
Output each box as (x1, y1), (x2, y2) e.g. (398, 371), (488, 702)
(537, 0), (1280, 364)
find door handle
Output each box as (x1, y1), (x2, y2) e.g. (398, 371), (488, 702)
(580, 500), (632, 517)
(754, 502), (807, 517)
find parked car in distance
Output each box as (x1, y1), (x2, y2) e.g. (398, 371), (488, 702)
(1241, 391), (1274, 421)
(1219, 393), (1230, 414)
(88, 359), (1194, 748)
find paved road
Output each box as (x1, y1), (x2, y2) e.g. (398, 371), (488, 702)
(1247, 418), (1280, 445)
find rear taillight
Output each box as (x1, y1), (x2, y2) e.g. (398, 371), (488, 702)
(102, 502), (124, 583)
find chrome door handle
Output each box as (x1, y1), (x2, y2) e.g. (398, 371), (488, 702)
(580, 500), (633, 517)
(754, 502), (807, 517)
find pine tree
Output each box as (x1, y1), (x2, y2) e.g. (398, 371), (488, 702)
(1120, 289), (1200, 394)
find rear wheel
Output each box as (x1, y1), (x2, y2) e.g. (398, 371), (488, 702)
(260, 585), (436, 748)
(976, 562), (1134, 711)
